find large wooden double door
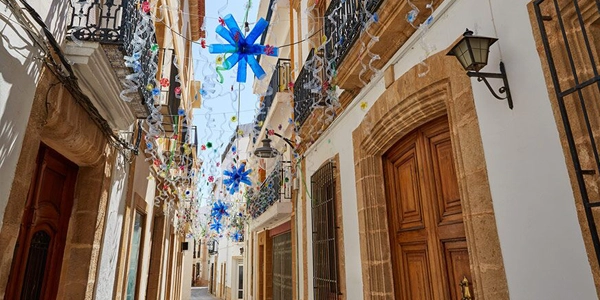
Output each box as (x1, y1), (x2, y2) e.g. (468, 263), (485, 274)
(383, 117), (473, 300)
(7, 145), (78, 299)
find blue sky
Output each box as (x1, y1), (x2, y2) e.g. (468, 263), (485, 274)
(192, 1), (261, 205)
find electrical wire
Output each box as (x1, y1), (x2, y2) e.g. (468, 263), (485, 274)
(8, 0), (136, 155)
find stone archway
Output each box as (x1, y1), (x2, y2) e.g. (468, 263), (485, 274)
(0, 70), (114, 299)
(352, 52), (509, 299)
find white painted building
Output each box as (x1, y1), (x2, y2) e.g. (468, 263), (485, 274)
(245, 0), (600, 299)
(0, 0), (202, 299)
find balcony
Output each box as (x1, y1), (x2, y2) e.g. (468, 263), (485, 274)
(293, 49), (327, 127)
(65, 0), (158, 127)
(248, 161), (292, 224)
(255, 59), (292, 130)
(324, 0), (384, 69)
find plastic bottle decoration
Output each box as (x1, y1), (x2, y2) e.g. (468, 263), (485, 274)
(211, 200), (229, 221)
(232, 231), (243, 242)
(210, 220), (223, 233)
(223, 164), (252, 195)
(209, 14), (279, 82)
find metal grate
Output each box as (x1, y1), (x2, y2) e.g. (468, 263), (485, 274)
(248, 161), (293, 219)
(256, 59), (292, 131)
(272, 232), (293, 300)
(324, 0), (384, 68)
(311, 161), (339, 299)
(67, 0), (159, 112)
(21, 231), (51, 300)
(534, 0), (600, 265)
(293, 49), (324, 127)
(67, 0), (126, 44)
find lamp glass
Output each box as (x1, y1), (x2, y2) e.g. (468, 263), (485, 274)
(448, 31), (498, 72)
(254, 138), (278, 158)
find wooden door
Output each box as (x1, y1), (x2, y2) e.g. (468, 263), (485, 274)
(6, 145), (78, 300)
(383, 117), (473, 300)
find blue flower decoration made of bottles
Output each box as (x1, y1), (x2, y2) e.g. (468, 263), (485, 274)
(209, 14), (279, 82)
(223, 163), (252, 195)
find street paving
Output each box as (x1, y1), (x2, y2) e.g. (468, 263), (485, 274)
(191, 287), (217, 300)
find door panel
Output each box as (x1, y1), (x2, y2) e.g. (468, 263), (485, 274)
(443, 240), (471, 300)
(384, 117), (473, 300)
(6, 145), (78, 300)
(400, 243), (433, 300)
(395, 147), (424, 231)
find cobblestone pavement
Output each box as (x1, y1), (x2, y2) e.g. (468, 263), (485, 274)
(191, 287), (218, 300)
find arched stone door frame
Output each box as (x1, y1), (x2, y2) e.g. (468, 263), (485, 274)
(352, 53), (509, 299)
(0, 71), (115, 299)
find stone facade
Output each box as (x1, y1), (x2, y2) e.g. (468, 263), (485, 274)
(0, 69), (112, 299)
(352, 51), (509, 299)
(527, 0), (600, 294)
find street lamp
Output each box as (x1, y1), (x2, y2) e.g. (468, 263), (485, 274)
(253, 132), (295, 158)
(447, 28), (513, 109)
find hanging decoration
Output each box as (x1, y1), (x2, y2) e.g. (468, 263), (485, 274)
(211, 200), (230, 221)
(223, 163), (253, 195)
(208, 14), (279, 82)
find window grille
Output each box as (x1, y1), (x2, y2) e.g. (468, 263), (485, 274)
(21, 231), (51, 299)
(534, 0), (600, 265)
(311, 161), (339, 299)
(272, 232), (293, 300)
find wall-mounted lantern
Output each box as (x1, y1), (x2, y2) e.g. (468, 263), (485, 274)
(447, 29), (513, 109)
(253, 132), (296, 158)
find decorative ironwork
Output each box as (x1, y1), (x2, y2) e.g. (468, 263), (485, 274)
(272, 232), (293, 300)
(324, 0), (383, 68)
(67, 0), (158, 111)
(311, 161), (339, 300)
(67, 0), (126, 44)
(248, 161), (292, 219)
(293, 49), (325, 127)
(21, 231), (51, 300)
(256, 59), (292, 129)
(534, 0), (600, 266)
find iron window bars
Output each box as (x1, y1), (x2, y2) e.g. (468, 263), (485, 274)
(534, 0), (600, 266)
(311, 161), (340, 299)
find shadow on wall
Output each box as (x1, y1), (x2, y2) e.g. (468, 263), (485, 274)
(45, 0), (69, 43)
(0, 12), (42, 177)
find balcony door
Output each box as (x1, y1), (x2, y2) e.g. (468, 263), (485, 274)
(383, 117), (473, 300)
(6, 145), (78, 299)
(272, 231), (292, 300)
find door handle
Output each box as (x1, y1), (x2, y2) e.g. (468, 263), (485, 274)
(459, 276), (472, 300)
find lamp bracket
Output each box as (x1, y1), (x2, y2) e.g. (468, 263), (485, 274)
(466, 61), (513, 109)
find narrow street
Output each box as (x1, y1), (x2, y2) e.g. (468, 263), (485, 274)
(191, 287), (217, 300)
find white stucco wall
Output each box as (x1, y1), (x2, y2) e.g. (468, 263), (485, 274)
(300, 0), (597, 299)
(137, 161), (155, 300)
(0, 0), (69, 226)
(181, 236), (195, 300)
(94, 153), (129, 299)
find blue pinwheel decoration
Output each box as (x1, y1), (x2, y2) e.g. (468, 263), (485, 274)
(223, 164), (252, 195)
(209, 14), (279, 83)
(210, 220), (223, 233)
(211, 200), (230, 221)
(231, 231), (243, 242)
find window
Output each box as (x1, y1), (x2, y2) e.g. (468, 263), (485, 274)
(534, 0), (600, 266)
(237, 264), (244, 299)
(126, 211), (144, 300)
(272, 232), (292, 300)
(311, 161), (339, 299)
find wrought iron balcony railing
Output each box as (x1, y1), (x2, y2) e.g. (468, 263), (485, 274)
(324, 0), (384, 68)
(248, 161), (292, 219)
(293, 49), (327, 127)
(256, 59), (292, 129)
(67, 0), (159, 110)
